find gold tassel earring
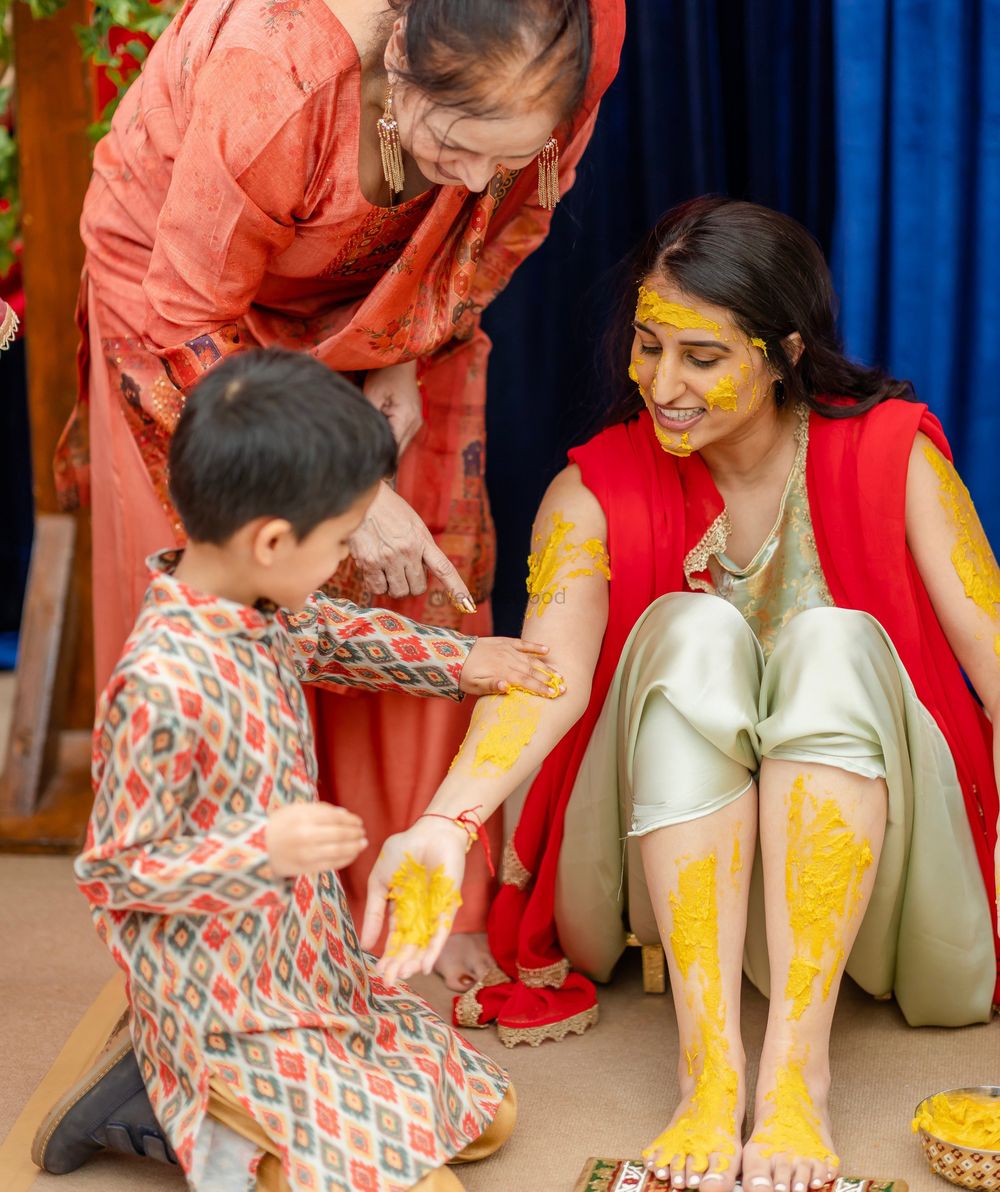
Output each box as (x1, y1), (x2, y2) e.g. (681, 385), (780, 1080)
(377, 86), (405, 196)
(538, 136), (560, 210)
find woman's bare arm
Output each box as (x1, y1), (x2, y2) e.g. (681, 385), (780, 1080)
(361, 462), (611, 972)
(906, 433), (1000, 718)
(906, 433), (999, 915)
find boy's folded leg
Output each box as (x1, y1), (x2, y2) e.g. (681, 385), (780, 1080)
(412, 1167), (465, 1191)
(31, 1015), (177, 1173)
(448, 1083), (517, 1165)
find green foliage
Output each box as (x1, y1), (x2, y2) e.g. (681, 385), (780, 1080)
(0, 0), (176, 275)
(78, 1), (174, 140)
(0, 79), (17, 276)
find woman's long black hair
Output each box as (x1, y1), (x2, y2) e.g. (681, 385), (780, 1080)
(602, 196), (915, 429)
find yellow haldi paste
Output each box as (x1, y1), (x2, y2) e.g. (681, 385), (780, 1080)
(731, 835), (742, 880)
(386, 855), (462, 955)
(526, 513), (610, 617)
(755, 1055), (839, 1167)
(643, 854), (739, 1174)
(509, 668), (563, 700)
(912, 1090), (1000, 1149)
(653, 426), (694, 457)
(751, 336), (768, 357)
(636, 286), (721, 335)
(473, 690), (542, 773)
(784, 775), (874, 1020)
(924, 444), (1000, 617)
(705, 374), (740, 412)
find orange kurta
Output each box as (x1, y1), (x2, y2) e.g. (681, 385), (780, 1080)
(60, 0), (625, 931)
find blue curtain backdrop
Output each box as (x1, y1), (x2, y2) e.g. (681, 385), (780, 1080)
(832, 0), (1000, 547)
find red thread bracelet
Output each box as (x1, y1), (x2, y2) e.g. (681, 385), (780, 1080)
(418, 806), (495, 877)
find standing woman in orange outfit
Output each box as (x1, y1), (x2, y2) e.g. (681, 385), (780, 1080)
(56, 0), (625, 986)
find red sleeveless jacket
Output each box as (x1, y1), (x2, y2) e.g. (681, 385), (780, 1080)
(470, 400), (999, 1041)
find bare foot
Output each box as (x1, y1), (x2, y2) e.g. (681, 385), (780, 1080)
(741, 1053), (839, 1192)
(642, 1061), (745, 1191)
(434, 932), (495, 992)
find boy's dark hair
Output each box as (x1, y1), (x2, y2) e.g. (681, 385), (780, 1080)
(168, 349), (397, 544)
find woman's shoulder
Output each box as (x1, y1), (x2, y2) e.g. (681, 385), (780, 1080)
(174, 0), (360, 95)
(809, 395), (946, 454)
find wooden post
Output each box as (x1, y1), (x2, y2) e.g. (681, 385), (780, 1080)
(0, 0), (95, 849)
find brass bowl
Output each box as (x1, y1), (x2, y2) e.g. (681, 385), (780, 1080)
(914, 1086), (1000, 1190)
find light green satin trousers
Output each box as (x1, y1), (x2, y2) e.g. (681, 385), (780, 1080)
(554, 593), (995, 1027)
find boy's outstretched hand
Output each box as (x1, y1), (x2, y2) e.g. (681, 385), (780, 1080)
(266, 803), (368, 877)
(460, 637), (565, 698)
(361, 818), (469, 985)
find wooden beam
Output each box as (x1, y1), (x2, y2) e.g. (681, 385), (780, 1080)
(0, 515), (77, 818)
(13, 0), (95, 731)
(1, 0), (96, 848)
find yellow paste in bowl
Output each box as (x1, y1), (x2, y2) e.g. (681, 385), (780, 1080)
(912, 1090), (1000, 1150)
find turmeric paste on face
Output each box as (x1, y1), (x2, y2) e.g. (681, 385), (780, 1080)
(923, 444), (1000, 618)
(784, 775), (874, 1020)
(652, 427), (694, 457)
(636, 286), (721, 336)
(704, 374), (740, 412)
(642, 854), (739, 1175)
(386, 855), (462, 955)
(912, 1090), (1000, 1149)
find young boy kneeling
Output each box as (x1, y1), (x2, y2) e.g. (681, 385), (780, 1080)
(71, 350), (556, 1191)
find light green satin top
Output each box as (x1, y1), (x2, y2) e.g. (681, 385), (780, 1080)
(705, 408), (834, 656)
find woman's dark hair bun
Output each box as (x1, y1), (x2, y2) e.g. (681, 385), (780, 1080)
(387, 0), (591, 121)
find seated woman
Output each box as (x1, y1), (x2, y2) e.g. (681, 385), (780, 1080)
(362, 197), (1000, 1192)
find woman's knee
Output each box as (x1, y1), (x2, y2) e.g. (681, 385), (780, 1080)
(760, 608), (898, 773)
(624, 592), (758, 680)
(767, 607), (892, 686)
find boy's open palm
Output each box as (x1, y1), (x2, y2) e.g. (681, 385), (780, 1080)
(266, 803), (368, 877)
(361, 821), (469, 984)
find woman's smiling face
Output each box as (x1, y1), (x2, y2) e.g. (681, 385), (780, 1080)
(629, 276), (779, 456)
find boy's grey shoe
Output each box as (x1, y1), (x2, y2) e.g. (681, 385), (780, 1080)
(31, 1013), (178, 1173)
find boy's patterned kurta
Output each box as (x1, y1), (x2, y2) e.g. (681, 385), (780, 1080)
(76, 553), (509, 1190)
